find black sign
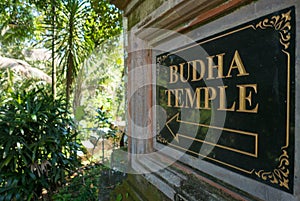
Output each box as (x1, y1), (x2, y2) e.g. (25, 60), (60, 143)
(156, 7), (295, 193)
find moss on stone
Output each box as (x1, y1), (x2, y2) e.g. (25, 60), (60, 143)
(128, 0), (165, 29)
(110, 174), (172, 201)
(179, 174), (237, 201)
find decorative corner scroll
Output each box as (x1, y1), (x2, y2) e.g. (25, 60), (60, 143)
(156, 55), (168, 65)
(156, 134), (168, 144)
(256, 10), (291, 49)
(253, 9), (293, 191)
(255, 149), (290, 190)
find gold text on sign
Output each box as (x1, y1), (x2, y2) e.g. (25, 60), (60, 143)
(165, 50), (258, 113)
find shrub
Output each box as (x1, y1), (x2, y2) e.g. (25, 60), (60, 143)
(52, 164), (104, 201)
(0, 81), (83, 200)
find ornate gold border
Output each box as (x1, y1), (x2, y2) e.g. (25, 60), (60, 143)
(156, 55), (168, 65)
(156, 134), (168, 144)
(256, 10), (292, 50)
(255, 149), (290, 190)
(253, 10), (292, 190)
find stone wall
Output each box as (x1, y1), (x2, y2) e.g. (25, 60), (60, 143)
(112, 0), (300, 200)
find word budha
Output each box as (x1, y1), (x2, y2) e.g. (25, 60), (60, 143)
(164, 50), (259, 113)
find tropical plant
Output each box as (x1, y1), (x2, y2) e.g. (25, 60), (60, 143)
(0, 0), (37, 59)
(52, 0), (92, 103)
(92, 106), (119, 159)
(52, 164), (104, 201)
(0, 0), (123, 104)
(73, 38), (125, 139)
(41, 0), (122, 104)
(0, 79), (83, 200)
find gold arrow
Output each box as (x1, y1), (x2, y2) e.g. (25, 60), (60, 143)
(165, 113), (180, 142)
(165, 112), (258, 157)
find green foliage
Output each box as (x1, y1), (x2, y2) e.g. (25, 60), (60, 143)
(95, 106), (119, 141)
(0, 0), (125, 199)
(73, 38), (125, 139)
(89, 0), (122, 46)
(52, 164), (105, 201)
(116, 193), (123, 201)
(0, 79), (83, 200)
(55, 0), (93, 98)
(39, 0), (123, 103)
(95, 106), (112, 129)
(0, 0), (123, 105)
(0, 0), (36, 43)
(0, 0), (43, 59)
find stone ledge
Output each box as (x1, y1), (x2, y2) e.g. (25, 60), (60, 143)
(134, 0), (254, 46)
(131, 155), (261, 201)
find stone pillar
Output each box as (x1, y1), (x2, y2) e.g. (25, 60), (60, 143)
(127, 33), (153, 155)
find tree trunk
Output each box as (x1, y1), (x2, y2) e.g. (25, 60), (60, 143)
(51, 0), (56, 99)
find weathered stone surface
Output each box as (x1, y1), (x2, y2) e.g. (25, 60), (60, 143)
(111, 0), (300, 200)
